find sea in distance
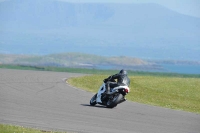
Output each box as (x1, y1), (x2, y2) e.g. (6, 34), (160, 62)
(95, 64), (200, 75)
(159, 64), (200, 74)
(2, 45), (199, 75)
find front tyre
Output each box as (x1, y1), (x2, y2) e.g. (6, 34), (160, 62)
(106, 93), (123, 108)
(90, 93), (97, 106)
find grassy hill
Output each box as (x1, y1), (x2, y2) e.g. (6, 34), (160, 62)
(0, 53), (154, 69)
(1, 52), (200, 73)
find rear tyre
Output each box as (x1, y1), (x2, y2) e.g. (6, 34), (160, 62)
(106, 93), (123, 108)
(90, 93), (97, 106)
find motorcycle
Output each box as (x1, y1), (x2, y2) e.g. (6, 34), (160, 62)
(90, 79), (130, 108)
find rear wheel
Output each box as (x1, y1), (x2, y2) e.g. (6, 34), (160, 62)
(106, 93), (123, 108)
(90, 93), (97, 106)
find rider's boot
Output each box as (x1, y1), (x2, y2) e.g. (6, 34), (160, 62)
(96, 96), (102, 103)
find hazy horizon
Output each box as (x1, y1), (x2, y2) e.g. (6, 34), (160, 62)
(0, 0), (200, 18)
(0, 0), (199, 61)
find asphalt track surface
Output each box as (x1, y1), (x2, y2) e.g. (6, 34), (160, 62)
(0, 69), (200, 133)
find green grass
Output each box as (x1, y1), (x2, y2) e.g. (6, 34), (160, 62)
(68, 75), (200, 113)
(0, 124), (66, 133)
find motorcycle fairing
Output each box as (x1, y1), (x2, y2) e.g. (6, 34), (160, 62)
(96, 83), (106, 103)
(96, 83), (130, 103)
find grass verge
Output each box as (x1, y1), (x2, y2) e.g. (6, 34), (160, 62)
(0, 124), (66, 133)
(68, 75), (200, 113)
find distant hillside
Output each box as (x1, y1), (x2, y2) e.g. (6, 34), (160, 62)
(0, 53), (159, 70)
(0, 0), (200, 60)
(1, 53), (200, 73)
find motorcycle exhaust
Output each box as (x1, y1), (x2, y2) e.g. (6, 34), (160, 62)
(118, 98), (126, 104)
(106, 90), (118, 95)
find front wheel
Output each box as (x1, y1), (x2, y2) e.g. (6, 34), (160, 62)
(106, 93), (123, 108)
(90, 93), (97, 106)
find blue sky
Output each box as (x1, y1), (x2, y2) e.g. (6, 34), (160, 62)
(0, 0), (199, 18)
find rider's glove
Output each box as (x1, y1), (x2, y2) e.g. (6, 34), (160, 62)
(103, 78), (108, 83)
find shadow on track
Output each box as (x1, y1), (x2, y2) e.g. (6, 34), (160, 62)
(81, 104), (108, 109)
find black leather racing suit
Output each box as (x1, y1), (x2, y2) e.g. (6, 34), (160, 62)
(104, 73), (130, 94)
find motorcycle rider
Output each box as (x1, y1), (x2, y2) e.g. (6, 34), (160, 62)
(104, 69), (130, 95)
